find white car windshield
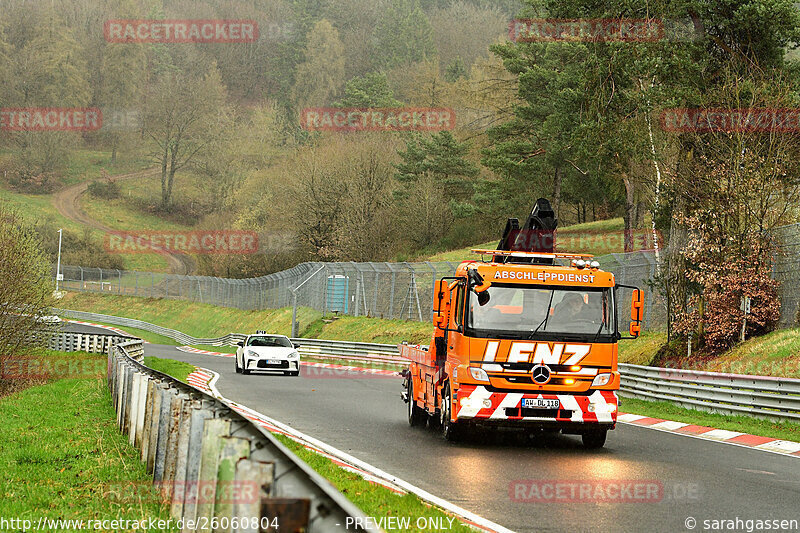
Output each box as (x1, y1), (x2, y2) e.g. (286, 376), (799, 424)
(247, 336), (293, 348)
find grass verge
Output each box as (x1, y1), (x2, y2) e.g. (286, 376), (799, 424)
(144, 357), (195, 382)
(620, 395), (800, 443)
(0, 352), (175, 527)
(617, 331), (666, 365)
(59, 292), (430, 344)
(272, 434), (474, 532)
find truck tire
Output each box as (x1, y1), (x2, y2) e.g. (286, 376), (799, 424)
(440, 384), (463, 441)
(407, 381), (426, 427)
(582, 429), (607, 449)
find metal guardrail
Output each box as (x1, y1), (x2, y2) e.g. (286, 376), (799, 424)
(55, 308), (406, 365)
(618, 364), (800, 423)
(110, 339), (369, 532)
(61, 308), (800, 423)
(32, 331), (137, 355)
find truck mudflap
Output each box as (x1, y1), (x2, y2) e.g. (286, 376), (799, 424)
(455, 386), (617, 424)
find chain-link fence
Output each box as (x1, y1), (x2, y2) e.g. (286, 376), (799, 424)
(773, 222), (800, 328)
(54, 249), (668, 330)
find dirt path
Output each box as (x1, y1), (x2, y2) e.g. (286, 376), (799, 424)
(51, 168), (195, 275)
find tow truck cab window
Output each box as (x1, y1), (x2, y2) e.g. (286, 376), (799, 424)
(454, 284), (464, 328)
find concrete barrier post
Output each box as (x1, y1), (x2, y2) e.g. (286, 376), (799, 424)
(196, 418), (232, 533)
(213, 436), (251, 533)
(170, 399), (198, 520)
(232, 460), (274, 533)
(162, 394), (187, 502)
(154, 386), (176, 481)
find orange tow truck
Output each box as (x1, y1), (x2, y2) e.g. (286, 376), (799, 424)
(400, 199), (643, 447)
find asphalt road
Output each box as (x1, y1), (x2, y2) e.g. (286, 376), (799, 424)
(145, 343), (800, 533)
(62, 322), (122, 335)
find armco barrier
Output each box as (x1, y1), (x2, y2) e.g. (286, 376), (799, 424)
(618, 363), (800, 423)
(55, 308), (405, 365)
(31, 331), (137, 355)
(110, 339), (369, 532)
(62, 308), (800, 423)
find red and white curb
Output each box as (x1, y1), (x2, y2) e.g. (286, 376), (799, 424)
(178, 346), (399, 376)
(64, 319), (149, 342)
(618, 413), (800, 458)
(184, 367), (512, 533)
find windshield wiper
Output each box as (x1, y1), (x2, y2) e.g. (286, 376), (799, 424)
(591, 319), (607, 342)
(528, 290), (555, 339)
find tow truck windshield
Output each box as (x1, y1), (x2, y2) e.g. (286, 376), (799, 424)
(466, 284), (615, 340)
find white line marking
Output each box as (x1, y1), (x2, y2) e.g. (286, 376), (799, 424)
(754, 440), (800, 454)
(651, 420), (689, 431)
(194, 366), (515, 533)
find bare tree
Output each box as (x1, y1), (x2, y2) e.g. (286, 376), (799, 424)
(144, 67), (225, 207)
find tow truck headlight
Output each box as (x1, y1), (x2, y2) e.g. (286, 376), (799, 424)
(468, 367), (490, 382)
(592, 373), (613, 387)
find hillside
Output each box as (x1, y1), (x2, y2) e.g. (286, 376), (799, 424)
(425, 217), (655, 262)
(58, 291), (798, 379)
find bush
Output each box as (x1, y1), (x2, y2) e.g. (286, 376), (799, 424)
(0, 204), (54, 366)
(674, 250), (781, 353)
(87, 178), (120, 199)
(2, 163), (59, 194)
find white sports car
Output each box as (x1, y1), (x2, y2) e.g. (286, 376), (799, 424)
(235, 333), (300, 376)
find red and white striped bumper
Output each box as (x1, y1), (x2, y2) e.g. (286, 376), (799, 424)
(455, 386), (617, 424)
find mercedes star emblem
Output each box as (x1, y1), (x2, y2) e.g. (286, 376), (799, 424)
(531, 364), (551, 385)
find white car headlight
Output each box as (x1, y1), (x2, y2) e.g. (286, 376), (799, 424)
(468, 367), (490, 383)
(287, 351), (299, 359)
(247, 350), (258, 358)
(592, 373), (613, 387)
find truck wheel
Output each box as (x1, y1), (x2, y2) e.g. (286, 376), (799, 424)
(440, 384), (462, 441)
(582, 429), (607, 449)
(407, 381), (426, 427)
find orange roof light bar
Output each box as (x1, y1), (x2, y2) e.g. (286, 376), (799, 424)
(471, 249), (594, 260)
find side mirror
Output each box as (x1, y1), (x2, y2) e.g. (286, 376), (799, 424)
(433, 279), (452, 329)
(237, 341), (244, 347)
(629, 289), (643, 338)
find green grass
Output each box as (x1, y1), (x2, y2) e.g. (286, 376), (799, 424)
(0, 188), (85, 233)
(618, 331), (666, 365)
(272, 434), (474, 533)
(144, 357), (195, 382)
(0, 353), (175, 527)
(61, 150), (149, 186)
(700, 327), (800, 378)
(59, 292), (430, 344)
(620, 396), (800, 443)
